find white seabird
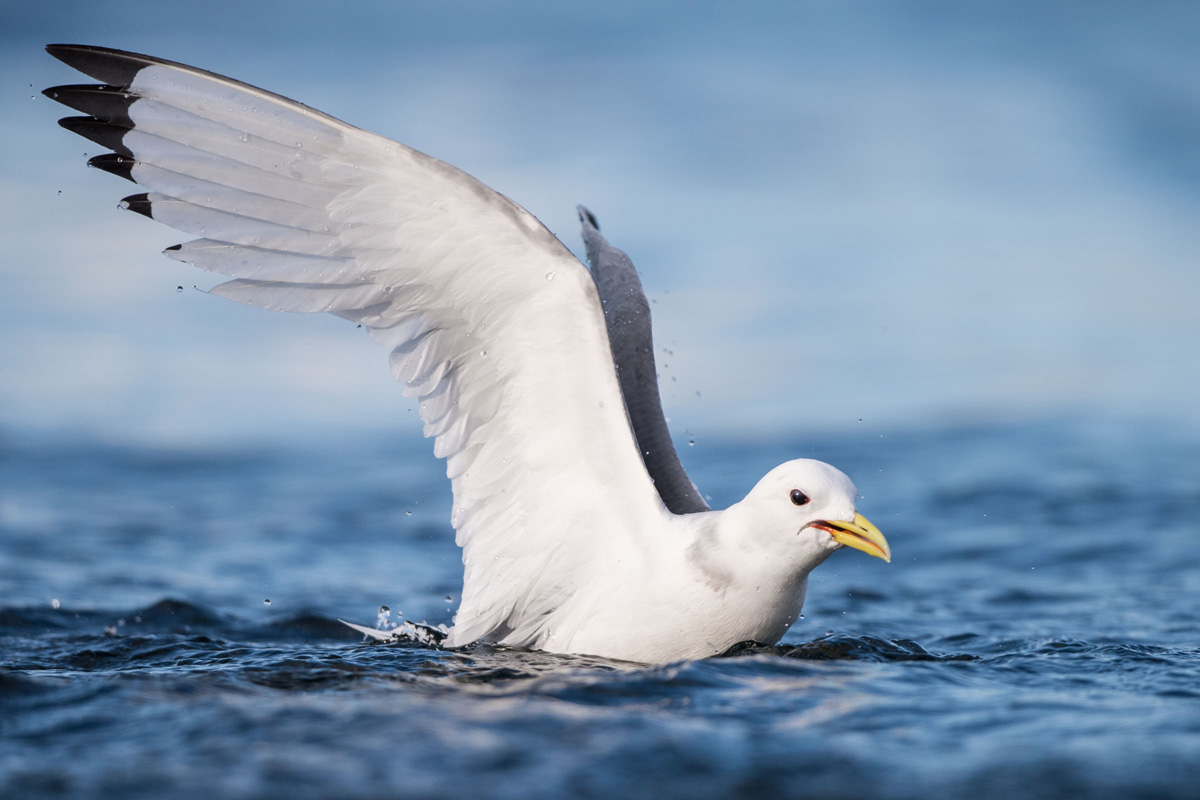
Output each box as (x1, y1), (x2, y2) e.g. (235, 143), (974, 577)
(45, 45), (890, 664)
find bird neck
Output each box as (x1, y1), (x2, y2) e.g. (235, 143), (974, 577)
(683, 502), (823, 594)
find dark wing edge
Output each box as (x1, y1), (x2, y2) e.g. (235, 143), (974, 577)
(578, 206), (709, 514)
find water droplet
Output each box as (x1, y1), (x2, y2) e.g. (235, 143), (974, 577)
(688, 440), (695, 447)
(263, 598), (271, 605)
(444, 595), (453, 603)
(479, 350), (487, 358)
(57, 190), (62, 196)
(799, 614), (805, 620)
(405, 510), (412, 516)
(51, 598), (60, 609)
(545, 271), (556, 281)
(377, 605), (392, 628)
(176, 286), (183, 293)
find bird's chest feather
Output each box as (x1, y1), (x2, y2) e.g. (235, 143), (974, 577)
(561, 563), (808, 663)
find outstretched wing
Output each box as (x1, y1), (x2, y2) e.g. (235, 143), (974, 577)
(578, 207), (710, 515)
(45, 44), (668, 647)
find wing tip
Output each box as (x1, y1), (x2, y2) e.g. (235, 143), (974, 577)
(46, 43), (149, 87)
(338, 619), (396, 642)
(45, 43), (83, 59)
(87, 153), (136, 182)
(119, 192), (153, 219)
(44, 84), (136, 126)
(577, 204), (600, 231)
(57, 116), (133, 157)
(45, 42), (345, 131)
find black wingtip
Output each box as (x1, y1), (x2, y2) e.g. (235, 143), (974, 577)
(44, 84), (135, 126)
(88, 153), (136, 182)
(577, 204), (600, 230)
(47, 43), (342, 133)
(46, 44), (148, 87)
(120, 192), (153, 219)
(58, 116), (132, 157)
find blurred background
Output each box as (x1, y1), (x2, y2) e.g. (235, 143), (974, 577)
(1, 0), (1198, 449)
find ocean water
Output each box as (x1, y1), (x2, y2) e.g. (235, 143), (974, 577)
(2, 419), (1198, 799)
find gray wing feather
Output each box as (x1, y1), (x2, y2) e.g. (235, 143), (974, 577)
(578, 206), (709, 515)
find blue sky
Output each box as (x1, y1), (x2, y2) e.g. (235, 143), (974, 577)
(2, 1), (1198, 447)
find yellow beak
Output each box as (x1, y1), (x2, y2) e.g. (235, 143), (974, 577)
(811, 513), (891, 563)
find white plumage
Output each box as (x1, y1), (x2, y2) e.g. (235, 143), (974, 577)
(47, 45), (890, 663)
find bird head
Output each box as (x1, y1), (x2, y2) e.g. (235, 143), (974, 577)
(740, 459), (891, 567)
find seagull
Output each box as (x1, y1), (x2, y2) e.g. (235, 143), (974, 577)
(45, 44), (890, 664)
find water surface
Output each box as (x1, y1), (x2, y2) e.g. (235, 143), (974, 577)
(2, 419), (1198, 798)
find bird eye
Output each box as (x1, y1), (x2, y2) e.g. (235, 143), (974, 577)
(790, 489), (810, 506)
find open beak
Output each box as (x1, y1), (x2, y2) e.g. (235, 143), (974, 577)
(810, 513), (891, 563)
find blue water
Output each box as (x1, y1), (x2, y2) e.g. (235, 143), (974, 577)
(2, 419), (1198, 798)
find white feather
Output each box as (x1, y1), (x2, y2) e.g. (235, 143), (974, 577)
(113, 58), (671, 649)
